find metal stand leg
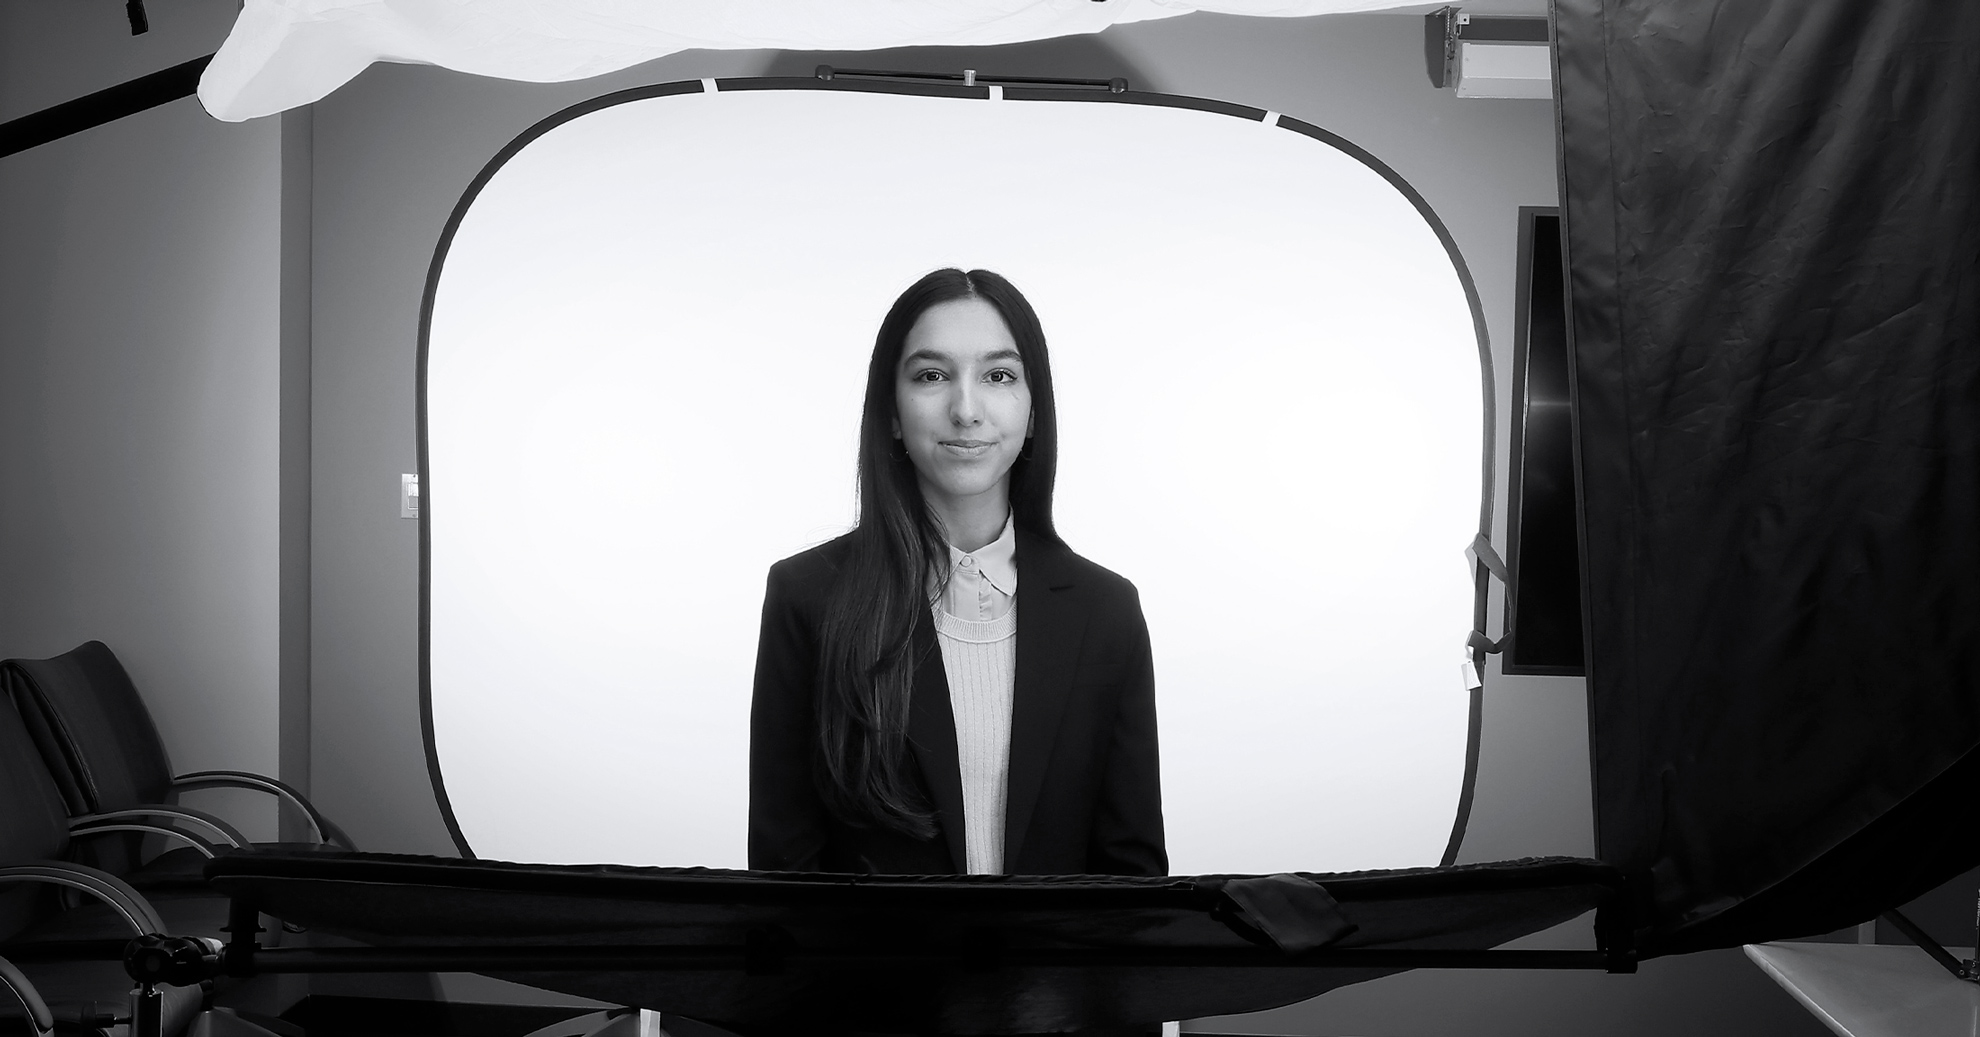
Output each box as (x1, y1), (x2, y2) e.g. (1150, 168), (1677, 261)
(132, 982), (164, 1037)
(1882, 909), (1974, 981)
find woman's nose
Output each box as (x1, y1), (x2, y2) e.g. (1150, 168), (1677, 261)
(949, 384), (982, 425)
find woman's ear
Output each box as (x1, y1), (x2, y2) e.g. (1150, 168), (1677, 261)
(1027, 410), (1035, 437)
(891, 416), (901, 439)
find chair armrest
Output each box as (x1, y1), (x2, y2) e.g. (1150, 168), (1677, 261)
(73, 805), (248, 851)
(0, 861), (165, 936)
(0, 953), (55, 1037)
(172, 770), (356, 850)
(68, 821), (218, 859)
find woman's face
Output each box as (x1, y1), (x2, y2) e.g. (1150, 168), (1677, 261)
(892, 297), (1035, 514)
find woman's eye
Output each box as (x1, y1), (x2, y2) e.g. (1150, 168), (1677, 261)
(912, 369), (945, 383)
(988, 369), (1020, 384)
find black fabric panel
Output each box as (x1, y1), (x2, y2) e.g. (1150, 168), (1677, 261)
(204, 849), (1624, 906)
(1556, 0), (1980, 953)
(1654, 738), (1980, 954)
(203, 851), (1622, 1033)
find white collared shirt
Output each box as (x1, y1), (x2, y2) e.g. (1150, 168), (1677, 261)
(933, 513), (1017, 621)
(930, 512), (1018, 873)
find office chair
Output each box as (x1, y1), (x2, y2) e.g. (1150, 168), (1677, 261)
(0, 687), (213, 1036)
(1, 641), (354, 889)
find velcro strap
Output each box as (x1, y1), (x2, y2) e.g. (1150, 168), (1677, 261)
(1466, 534), (1510, 583)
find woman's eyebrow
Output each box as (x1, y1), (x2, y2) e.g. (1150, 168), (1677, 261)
(900, 348), (1024, 365)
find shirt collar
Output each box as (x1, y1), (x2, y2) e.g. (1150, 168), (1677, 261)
(947, 512), (1018, 597)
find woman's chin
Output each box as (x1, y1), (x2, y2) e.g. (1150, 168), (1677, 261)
(917, 469), (1013, 507)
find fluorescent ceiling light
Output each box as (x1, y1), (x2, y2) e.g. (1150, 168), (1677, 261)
(1457, 41), (1552, 99)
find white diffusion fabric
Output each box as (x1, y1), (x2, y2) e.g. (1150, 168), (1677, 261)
(426, 88), (1482, 874)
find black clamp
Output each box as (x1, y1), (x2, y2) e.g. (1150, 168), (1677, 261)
(124, 934), (223, 988)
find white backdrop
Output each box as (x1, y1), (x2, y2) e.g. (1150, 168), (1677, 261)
(426, 86), (1483, 874)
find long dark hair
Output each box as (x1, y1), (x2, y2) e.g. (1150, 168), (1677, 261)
(814, 268), (1061, 837)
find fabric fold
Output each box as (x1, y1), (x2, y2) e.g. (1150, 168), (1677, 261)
(1213, 873), (1357, 952)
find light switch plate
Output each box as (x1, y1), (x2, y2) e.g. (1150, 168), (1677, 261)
(401, 473), (420, 518)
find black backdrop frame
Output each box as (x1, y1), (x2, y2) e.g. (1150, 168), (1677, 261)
(412, 70), (1502, 872)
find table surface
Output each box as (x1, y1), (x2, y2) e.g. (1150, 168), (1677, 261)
(1746, 942), (1980, 1037)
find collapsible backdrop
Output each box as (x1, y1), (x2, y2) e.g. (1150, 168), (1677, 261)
(420, 79), (1490, 875)
(1557, 0), (1980, 953)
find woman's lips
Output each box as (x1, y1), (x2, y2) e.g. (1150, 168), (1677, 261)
(939, 440), (994, 455)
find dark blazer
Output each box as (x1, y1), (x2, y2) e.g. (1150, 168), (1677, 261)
(748, 527), (1166, 876)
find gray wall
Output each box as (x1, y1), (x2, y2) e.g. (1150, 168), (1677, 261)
(0, 0), (296, 839)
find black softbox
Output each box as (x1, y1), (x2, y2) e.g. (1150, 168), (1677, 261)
(1556, 0), (1980, 955)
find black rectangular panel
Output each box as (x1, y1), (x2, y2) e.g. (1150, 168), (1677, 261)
(1505, 209), (1584, 676)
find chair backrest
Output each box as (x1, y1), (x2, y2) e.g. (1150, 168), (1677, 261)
(0, 641), (175, 816)
(0, 692), (73, 940)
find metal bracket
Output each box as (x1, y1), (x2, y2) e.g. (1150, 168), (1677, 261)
(1425, 7), (1462, 89)
(814, 65), (1129, 94)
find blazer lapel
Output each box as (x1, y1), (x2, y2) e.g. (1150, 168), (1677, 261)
(1004, 530), (1089, 871)
(906, 617), (967, 872)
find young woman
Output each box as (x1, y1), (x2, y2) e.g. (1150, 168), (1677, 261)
(748, 268), (1166, 876)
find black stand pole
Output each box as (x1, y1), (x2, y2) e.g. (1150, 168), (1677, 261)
(1881, 909), (1973, 981)
(132, 983), (163, 1037)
